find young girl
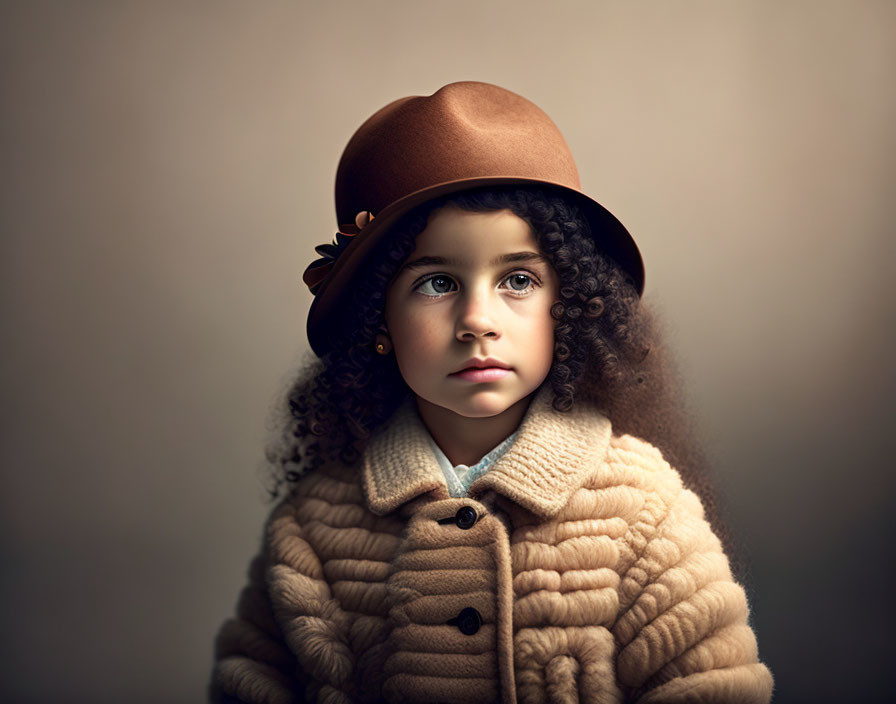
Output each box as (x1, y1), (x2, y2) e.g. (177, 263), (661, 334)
(210, 81), (774, 703)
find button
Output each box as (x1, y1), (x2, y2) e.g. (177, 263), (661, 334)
(449, 607), (482, 635)
(454, 506), (477, 530)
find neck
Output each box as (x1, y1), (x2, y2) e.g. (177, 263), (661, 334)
(414, 393), (533, 466)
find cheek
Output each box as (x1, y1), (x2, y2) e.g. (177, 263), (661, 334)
(388, 314), (447, 396)
(520, 298), (557, 375)
(388, 308), (441, 361)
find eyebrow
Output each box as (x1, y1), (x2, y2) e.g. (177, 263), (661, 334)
(399, 251), (549, 274)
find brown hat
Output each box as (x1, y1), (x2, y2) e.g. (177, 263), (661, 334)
(303, 81), (644, 358)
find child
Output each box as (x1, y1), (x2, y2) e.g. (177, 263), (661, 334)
(210, 81), (774, 703)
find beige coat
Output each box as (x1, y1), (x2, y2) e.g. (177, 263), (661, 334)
(210, 386), (774, 703)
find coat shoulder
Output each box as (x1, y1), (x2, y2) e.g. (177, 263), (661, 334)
(591, 433), (685, 499)
(279, 461), (366, 508)
(601, 434), (705, 554)
(607, 433), (677, 475)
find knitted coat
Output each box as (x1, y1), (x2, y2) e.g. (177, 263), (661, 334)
(210, 386), (774, 703)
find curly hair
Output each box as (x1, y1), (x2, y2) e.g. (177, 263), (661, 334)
(265, 185), (748, 582)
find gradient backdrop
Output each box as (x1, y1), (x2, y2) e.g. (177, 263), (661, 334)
(2, 1), (894, 702)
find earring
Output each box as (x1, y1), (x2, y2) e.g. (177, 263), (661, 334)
(374, 333), (392, 355)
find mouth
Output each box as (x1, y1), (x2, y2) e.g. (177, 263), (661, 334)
(449, 357), (512, 375)
(450, 367), (512, 382)
(449, 358), (513, 382)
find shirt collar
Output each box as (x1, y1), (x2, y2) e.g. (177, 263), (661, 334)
(426, 425), (520, 498)
(361, 384), (612, 519)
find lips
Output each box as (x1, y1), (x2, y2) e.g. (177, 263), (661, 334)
(451, 367), (512, 383)
(450, 357), (512, 375)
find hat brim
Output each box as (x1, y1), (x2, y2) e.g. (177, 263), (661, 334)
(306, 176), (644, 358)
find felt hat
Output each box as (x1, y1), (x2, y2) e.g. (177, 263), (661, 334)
(303, 80), (644, 358)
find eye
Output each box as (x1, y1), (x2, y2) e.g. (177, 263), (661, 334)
(501, 272), (539, 295)
(415, 274), (457, 297)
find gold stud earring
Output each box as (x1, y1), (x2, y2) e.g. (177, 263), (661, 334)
(374, 333), (392, 355)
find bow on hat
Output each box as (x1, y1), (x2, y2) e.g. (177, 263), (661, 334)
(302, 210), (375, 295)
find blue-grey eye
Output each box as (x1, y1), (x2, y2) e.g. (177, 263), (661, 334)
(418, 275), (456, 295)
(432, 276), (453, 292)
(508, 274), (532, 291)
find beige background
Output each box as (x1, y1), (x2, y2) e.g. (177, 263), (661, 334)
(2, 1), (894, 702)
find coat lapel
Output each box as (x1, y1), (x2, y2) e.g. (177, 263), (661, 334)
(361, 384), (612, 519)
(361, 395), (450, 515)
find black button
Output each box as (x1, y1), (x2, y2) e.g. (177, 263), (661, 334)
(454, 506), (477, 530)
(451, 607), (481, 635)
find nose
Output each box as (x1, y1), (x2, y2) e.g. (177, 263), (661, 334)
(455, 285), (500, 342)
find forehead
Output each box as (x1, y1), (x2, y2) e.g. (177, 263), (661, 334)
(411, 206), (539, 258)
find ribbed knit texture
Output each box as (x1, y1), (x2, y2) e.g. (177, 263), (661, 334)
(210, 385), (774, 703)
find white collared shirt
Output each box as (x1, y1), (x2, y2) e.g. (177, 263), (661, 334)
(423, 428), (520, 498)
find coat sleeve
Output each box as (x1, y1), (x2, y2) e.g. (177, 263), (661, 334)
(611, 437), (775, 704)
(209, 496), (339, 704)
(209, 550), (305, 704)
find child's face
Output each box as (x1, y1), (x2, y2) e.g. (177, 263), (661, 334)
(384, 206), (559, 419)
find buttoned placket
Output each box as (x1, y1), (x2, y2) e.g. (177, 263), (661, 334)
(382, 497), (517, 704)
(437, 498), (517, 704)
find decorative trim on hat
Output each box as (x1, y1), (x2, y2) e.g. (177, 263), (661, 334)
(302, 210), (375, 295)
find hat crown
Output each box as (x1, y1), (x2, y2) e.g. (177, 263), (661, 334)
(334, 81), (581, 224)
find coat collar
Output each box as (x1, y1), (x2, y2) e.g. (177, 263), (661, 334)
(361, 385), (612, 519)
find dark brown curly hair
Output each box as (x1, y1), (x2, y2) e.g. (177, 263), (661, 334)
(265, 185), (748, 582)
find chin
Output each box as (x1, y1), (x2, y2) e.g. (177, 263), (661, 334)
(448, 391), (526, 419)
